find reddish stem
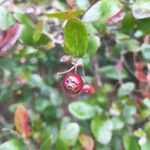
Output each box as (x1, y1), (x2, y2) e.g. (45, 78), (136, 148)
(57, 65), (77, 75)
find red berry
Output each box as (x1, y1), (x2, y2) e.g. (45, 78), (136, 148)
(82, 84), (95, 95)
(63, 73), (83, 94)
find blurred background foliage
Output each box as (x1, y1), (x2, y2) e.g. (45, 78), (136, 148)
(0, 0), (150, 150)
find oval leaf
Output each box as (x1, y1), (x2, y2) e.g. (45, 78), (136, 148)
(141, 44), (150, 62)
(111, 117), (124, 130)
(136, 18), (150, 34)
(40, 136), (51, 150)
(64, 18), (88, 57)
(79, 134), (94, 150)
(68, 101), (96, 120)
(91, 117), (113, 145)
(33, 21), (43, 42)
(0, 140), (23, 150)
(124, 39), (140, 52)
(87, 34), (100, 55)
(20, 25), (34, 45)
(14, 106), (31, 138)
(132, 0), (150, 19)
(59, 122), (80, 146)
(118, 82), (135, 96)
(0, 23), (22, 57)
(141, 141), (150, 150)
(0, 6), (15, 31)
(82, 0), (122, 23)
(123, 135), (140, 150)
(100, 65), (128, 80)
(46, 9), (84, 20)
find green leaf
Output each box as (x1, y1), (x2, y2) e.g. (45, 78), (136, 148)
(134, 30), (143, 38)
(140, 109), (150, 120)
(16, 47), (38, 57)
(141, 141), (150, 150)
(33, 21), (43, 42)
(14, 13), (33, 27)
(134, 128), (145, 138)
(143, 98), (150, 109)
(141, 44), (150, 62)
(28, 74), (44, 88)
(123, 105), (137, 124)
(85, 23), (98, 35)
(123, 135), (140, 150)
(76, 0), (90, 9)
(28, 0), (51, 5)
(121, 12), (136, 33)
(123, 105), (137, 117)
(91, 117), (113, 145)
(40, 136), (51, 150)
(120, 103), (137, 125)
(144, 122), (150, 138)
(136, 18), (150, 33)
(100, 84), (113, 93)
(55, 138), (68, 150)
(0, 140), (24, 150)
(52, 0), (67, 11)
(112, 136), (123, 150)
(87, 34), (100, 55)
(20, 25), (34, 45)
(124, 39), (140, 52)
(0, 84), (11, 101)
(82, 0), (121, 23)
(116, 32), (129, 40)
(0, 6), (15, 31)
(0, 58), (17, 70)
(68, 101), (96, 120)
(111, 117), (124, 130)
(100, 65), (128, 80)
(46, 9), (84, 20)
(132, 0), (150, 19)
(35, 98), (51, 112)
(58, 123), (80, 146)
(64, 18), (88, 57)
(118, 82), (135, 96)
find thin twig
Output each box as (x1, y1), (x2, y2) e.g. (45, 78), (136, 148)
(92, 55), (102, 87)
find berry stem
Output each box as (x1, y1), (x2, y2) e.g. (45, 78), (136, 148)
(57, 65), (78, 75)
(82, 65), (86, 82)
(75, 65), (77, 73)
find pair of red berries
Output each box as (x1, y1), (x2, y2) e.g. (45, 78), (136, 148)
(63, 73), (95, 95)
